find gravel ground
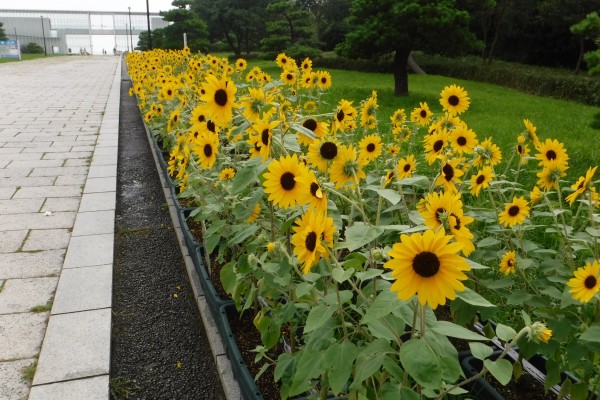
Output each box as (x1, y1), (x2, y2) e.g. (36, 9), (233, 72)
(110, 61), (226, 400)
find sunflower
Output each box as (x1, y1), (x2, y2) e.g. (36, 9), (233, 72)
(159, 82), (177, 101)
(391, 108), (407, 127)
(385, 229), (470, 309)
(240, 87), (275, 122)
(307, 136), (340, 172)
(281, 70), (297, 86)
(193, 131), (219, 170)
(516, 139), (531, 165)
(469, 166), (495, 197)
(301, 57), (312, 74)
(235, 58), (247, 71)
(447, 211), (475, 256)
(199, 74), (237, 127)
(247, 118), (279, 161)
(297, 118), (329, 147)
(219, 167), (236, 181)
(384, 170), (396, 187)
(449, 126), (478, 154)
(397, 155), (416, 179)
(247, 203), (261, 222)
(420, 191), (463, 230)
(499, 251), (517, 276)
(303, 101), (317, 113)
(297, 171), (328, 213)
(565, 166), (598, 206)
(498, 196), (530, 228)
(167, 109), (181, 132)
(263, 154), (310, 209)
(535, 138), (569, 168)
(536, 159), (568, 191)
(473, 137), (503, 167)
(530, 186), (543, 205)
(359, 134), (382, 163)
(329, 145), (367, 189)
(332, 99), (357, 133)
(424, 128), (449, 165)
(410, 102), (432, 126)
(386, 144), (400, 157)
(302, 72), (316, 89)
(317, 71), (332, 90)
(360, 91), (378, 128)
(439, 84), (470, 115)
(523, 119), (540, 146)
(275, 53), (296, 71)
(292, 210), (335, 274)
(568, 260), (600, 303)
(435, 157), (464, 192)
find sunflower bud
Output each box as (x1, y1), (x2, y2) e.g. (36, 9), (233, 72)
(372, 248), (385, 262)
(527, 321), (552, 344)
(247, 254), (258, 268)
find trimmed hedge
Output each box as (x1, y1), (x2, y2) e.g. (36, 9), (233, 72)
(313, 54), (600, 106)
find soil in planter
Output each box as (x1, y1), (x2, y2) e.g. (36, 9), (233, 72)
(482, 370), (554, 400)
(111, 62), (225, 399)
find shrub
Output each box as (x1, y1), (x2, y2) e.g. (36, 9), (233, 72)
(21, 42), (44, 54)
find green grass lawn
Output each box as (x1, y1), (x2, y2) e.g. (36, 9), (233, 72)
(0, 54), (63, 63)
(246, 57), (599, 180)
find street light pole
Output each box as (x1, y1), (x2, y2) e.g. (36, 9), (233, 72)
(128, 7), (134, 52)
(145, 0), (152, 50)
(40, 15), (47, 56)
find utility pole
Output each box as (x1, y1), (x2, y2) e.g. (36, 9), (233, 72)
(40, 16), (47, 56)
(145, 0), (152, 50)
(128, 7), (134, 52)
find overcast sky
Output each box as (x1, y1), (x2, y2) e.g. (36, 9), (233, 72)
(0, 0), (175, 13)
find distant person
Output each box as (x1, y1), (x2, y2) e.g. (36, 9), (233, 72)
(113, 47), (116, 55)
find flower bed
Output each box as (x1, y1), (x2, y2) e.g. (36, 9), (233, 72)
(128, 48), (600, 400)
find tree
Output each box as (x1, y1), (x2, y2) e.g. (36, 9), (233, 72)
(193, 0), (268, 56)
(337, 0), (478, 96)
(297, 0), (351, 50)
(21, 42), (44, 54)
(571, 12), (600, 73)
(0, 22), (7, 40)
(157, 0), (209, 52)
(261, 0), (318, 59)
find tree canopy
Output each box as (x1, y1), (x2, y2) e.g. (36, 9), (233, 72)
(337, 0), (478, 95)
(153, 0), (209, 52)
(0, 22), (8, 41)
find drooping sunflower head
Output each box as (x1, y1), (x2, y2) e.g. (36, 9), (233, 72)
(498, 196), (530, 228)
(523, 119), (540, 146)
(391, 108), (407, 127)
(565, 165), (598, 205)
(332, 99), (357, 133)
(536, 159), (568, 191)
(298, 118), (329, 147)
(328, 144), (367, 189)
(473, 137), (503, 167)
(439, 84), (470, 115)
(385, 229), (470, 309)
(568, 260), (600, 303)
(262, 154), (310, 209)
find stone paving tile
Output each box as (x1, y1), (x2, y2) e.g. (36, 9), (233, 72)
(0, 230), (27, 253)
(22, 229), (71, 252)
(13, 185), (81, 199)
(52, 265), (111, 314)
(0, 168), (31, 178)
(0, 160), (8, 168)
(8, 160), (63, 169)
(89, 154), (117, 166)
(63, 234), (113, 268)
(0, 250), (64, 280)
(22, 147), (71, 153)
(0, 176), (55, 188)
(83, 177), (115, 194)
(42, 197), (80, 213)
(0, 212), (75, 231)
(54, 175), (87, 186)
(29, 375), (109, 400)
(0, 358), (36, 400)
(78, 192), (116, 212)
(72, 210), (115, 236)
(29, 166), (88, 177)
(43, 151), (92, 160)
(0, 152), (42, 161)
(0, 277), (57, 314)
(0, 188), (15, 199)
(33, 309), (111, 385)
(63, 159), (90, 167)
(87, 165), (116, 178)
(0, 313), (48, 360)
(0, 199), (44, 214)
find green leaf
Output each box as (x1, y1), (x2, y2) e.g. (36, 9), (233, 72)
(579, 325), (600, 342)
(323, 341), (357, 395)
(304, 304), (336, 333)
(521, 310), (531, 326)
(351, 339), (391, 388)
(361, 290), (399, 324)
(295, 282), (313, 299)
(572, 382), (590, 400)
(231, 157), (267, 195)
(339, 222), (385, 252)
(289, 349), (322, 397)
(466, 259), (489, 270)
(366, 187), (402, 205)
(431, 321), (488, 341)
(227, 225), (259, 246)
(323, 290), (353, 305)
(355, 268), (383, 281)
(469, 342), (494, 360)
(332, 266), (354, 283)
(496, 323), (517, 342)
(400, 339), (442, 388)
(289, 123), (316, 141)
(477, 237), (500, 247)
(456, 288), (496, 308)
(484, 358), (513, 385)
(380, 385), (419, 400)
(253, 310), (280, 350)
(220, 262), (237, 296)
(274, 352), (294, 382)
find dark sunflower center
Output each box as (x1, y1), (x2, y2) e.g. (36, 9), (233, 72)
(476, 174), (486, 184)
(451, 213), (461, 230)
(584, 275), (597, 289)
(366, 143), (376, 153)
(412, 251), (440, 278)
(203, 144), (213, 157)
(197, 114), (206, 123)
(207, 120), (216, 133)
(420, 110), (427, 118)
(214, 89), (228, 107)
(448, 95), (460, 106)
(280, 172), (296, 191)
(261, 129), (270, 146)
(442, 164), (454, 181)
(403, 164), (411, 172)
(305, 231), (317, 252)
(508, 205), (520, 216)
(303, 119), (318, 132)
(507, 259), (514, 267)
(517, 144), (523, 154)
(320, 142), (338, 160)
(546, 150), (557, 160)
(321, 77), (327, 84)
(167, 89), (172, 96)
(577, 179), (585, 190)
(336, 109), (345, 122)
(387, 171), (394, 179)
(310, 182), (320, 197)
(286, 73), (293, 80)
(433, 140), (444, 153)
(457, 136), (467, 146)
(173, 115), (178, 122)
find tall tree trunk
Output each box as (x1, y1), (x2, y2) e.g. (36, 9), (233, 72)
(393, 47), (411, 96)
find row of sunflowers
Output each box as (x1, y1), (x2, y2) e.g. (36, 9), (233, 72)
(127, 47), (600, 399)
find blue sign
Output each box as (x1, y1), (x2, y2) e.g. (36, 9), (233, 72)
(0, 40), (21, 59)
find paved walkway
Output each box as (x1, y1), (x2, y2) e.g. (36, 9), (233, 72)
(0, 55), (120, 400)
